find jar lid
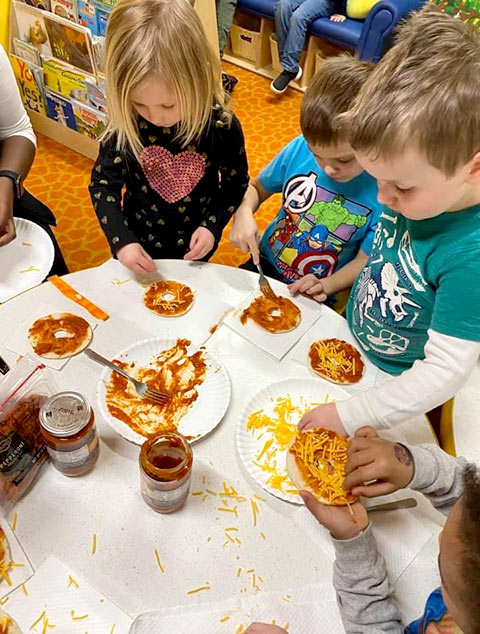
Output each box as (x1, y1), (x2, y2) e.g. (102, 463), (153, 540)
(40, 392), (91, 437)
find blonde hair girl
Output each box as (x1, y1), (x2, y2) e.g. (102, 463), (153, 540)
(90, 0), (249, 274)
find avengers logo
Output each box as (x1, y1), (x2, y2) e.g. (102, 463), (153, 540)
(283, 173), (317, 215)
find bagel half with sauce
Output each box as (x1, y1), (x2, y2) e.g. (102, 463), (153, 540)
(286, 428), (357, 506)
(28, 313), (92, 359)
(143, 280), (194, 317)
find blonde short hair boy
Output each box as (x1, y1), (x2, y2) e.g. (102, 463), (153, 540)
(104, 0), (225, 161)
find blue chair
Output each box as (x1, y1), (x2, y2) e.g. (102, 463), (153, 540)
(237, 0), (427, 61)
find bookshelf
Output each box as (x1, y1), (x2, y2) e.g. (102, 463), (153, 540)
(8, 0), (220, 160)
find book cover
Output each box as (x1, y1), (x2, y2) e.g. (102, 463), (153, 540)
(50, 0), (78, 23)
(77, 0), (98, 34)
(20, 0), (51, 10)
(71, 99), (108, 139)
(13, 1), (52, 57)
(94, 0), (120, 6)
(91, 34), (105, 73)
(86, 78), (107, 112)
(45, 88), (78, 130)
(43, 10), (96, 74)
(13, 37), (40, 65)
(9, 55), (46, 115)
(42, 57), (92, 101)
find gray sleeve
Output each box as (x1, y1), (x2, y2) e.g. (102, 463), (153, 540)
(332, 524), (403, 634)
(407, 443), (467, 515)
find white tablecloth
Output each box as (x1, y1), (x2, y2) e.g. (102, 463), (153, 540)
(0, 259), (445, 628)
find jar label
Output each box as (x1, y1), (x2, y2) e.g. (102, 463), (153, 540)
(141, 475), (191, 509)
(47, 444), (91, 466)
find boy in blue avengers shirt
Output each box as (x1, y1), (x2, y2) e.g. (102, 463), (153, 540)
(229, 55), (382, 309)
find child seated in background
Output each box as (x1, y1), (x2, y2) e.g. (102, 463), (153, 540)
(230, 56), (382, 310)
(245, 427), (480, 633)
(271, 0), (347, 93)
(299, 6), (480, 436)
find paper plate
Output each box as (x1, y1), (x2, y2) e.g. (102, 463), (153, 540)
(97, 338), (230, 444)
(0, 218), (55, 303)
(236, 378), (348, 504)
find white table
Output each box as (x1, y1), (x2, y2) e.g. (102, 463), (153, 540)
(0, 259), (443, 629)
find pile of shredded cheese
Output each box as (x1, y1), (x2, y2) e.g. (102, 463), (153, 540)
(309, 339), (363, 383)
(290, 429), (357, 508)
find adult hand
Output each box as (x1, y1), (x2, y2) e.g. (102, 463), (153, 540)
(116, 242), (156, 274)
(0, 177), (16, 246)
(298, 402), (347, 437)
(244, 624), (288, 634)
(344, 426), (415, 497)
(289, 274), (328, 303)
(301, 491), (368, 540)
(184, 227), (215, 261)
(229, 205), (260, 264)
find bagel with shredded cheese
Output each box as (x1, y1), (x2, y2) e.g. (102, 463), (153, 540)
(143, 280), (194, 317)
(0, 611), (23, 634)
(308, 338), (364, 384)
(286, 428), (357, 506)
(240, 295), (301, 333)
(28, 313), (92, 359)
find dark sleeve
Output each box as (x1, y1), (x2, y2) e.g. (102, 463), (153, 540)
(204, 112), (249, 241)
(332, 0), (347, 14)
(89, 135), (139, 254)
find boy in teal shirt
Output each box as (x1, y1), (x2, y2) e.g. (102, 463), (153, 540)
(230, 56), (382, 308)
(299, 6), (480, 436)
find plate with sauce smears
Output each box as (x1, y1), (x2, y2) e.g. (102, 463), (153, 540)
(96, 338), (231, 444)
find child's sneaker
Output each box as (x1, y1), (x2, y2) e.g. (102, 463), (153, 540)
(270, 67), (302, 94)
(222, 71), (238, 94)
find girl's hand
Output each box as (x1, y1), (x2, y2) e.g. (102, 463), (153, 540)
(330, 13), (346, 21)
(298, 402), (347, 437)
(229, 205), (260, 264)
(289, 274), (329, 303)
(244, 625), (288, 634)
(343, 426), (415, 497)
(184, 227), (215, 260)
(116, 242), (156, 274)
(301, 491), (368, 540)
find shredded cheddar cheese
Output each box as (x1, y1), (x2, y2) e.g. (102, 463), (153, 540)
(91, 533), (97, 555)
(186, 583), (210, 595)
(154, 549), (165, 573)
(68, 574), (79, 589)
(11, 513), (17, 532)
(308, 339), (364, 384)
(71, 610), (88, 620)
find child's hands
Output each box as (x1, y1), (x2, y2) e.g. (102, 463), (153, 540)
(301, 491), (368, 540)
(116, 242), (156, 274)
(330, 13), (346, 21)
(245, 625), (288, 634)
(289, 274), (329, 303)
(344, 426), (415, 497)
(229, 205), (260, 264)
(184, 227), (215, 261)
(298, 402), (347, 437)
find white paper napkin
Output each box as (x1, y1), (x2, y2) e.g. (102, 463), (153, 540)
(292, 503), (435, 585)
(5, 555), (132, 633)
(129, 585), (343, 634)
(84, 259), (233, 345)
(287, 312), (380, 392)
(224, 281), (323, 361)
(0, 517), (34, 600)
(6, 302), (98, 371)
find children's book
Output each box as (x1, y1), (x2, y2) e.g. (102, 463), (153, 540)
(42, 57), (92, 101)
(94, 2), (111, 37)
(43, 8), (96, 73)
(50, 0), (78, 23)
(45, 88), (78, 130)
(86, 78), (107, 112)
(12, 37), (40, 65)
(77, 0), (98, 34)
(13, 1), (52, 57)
(17, 0), (51, 10)
(91, 34), (105, 73)
(93, 0), (120, 7)
(9, 55), (46, 115)
(71, 99), (108, 139)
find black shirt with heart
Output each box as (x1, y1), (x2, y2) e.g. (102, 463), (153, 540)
(89, 107), (249, 259)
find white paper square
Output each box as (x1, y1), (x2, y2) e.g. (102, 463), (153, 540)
(6, 302), (98, 371)
(224, 281), (323, 361)
(0, 517), (34, 600)
(5, 555), (132, 633)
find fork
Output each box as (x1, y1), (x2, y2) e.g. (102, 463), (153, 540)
(256, 262), (277, 300)
(84, 348), (170, 405)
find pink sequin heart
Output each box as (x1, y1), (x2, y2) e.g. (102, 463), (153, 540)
(141, 145), (206, 204)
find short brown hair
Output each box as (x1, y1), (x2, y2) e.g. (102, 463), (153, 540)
(341, 5), (480, 176)
(459, 464), (480, 633)
(300, 55), (373, 146)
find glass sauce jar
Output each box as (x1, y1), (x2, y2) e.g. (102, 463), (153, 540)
(139, 432), (193, 513)
(39, 392), (100, 477)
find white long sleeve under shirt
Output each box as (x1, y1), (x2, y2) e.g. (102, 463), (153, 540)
(337, 329), (480, 435)
(0, 45), (36, 147)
